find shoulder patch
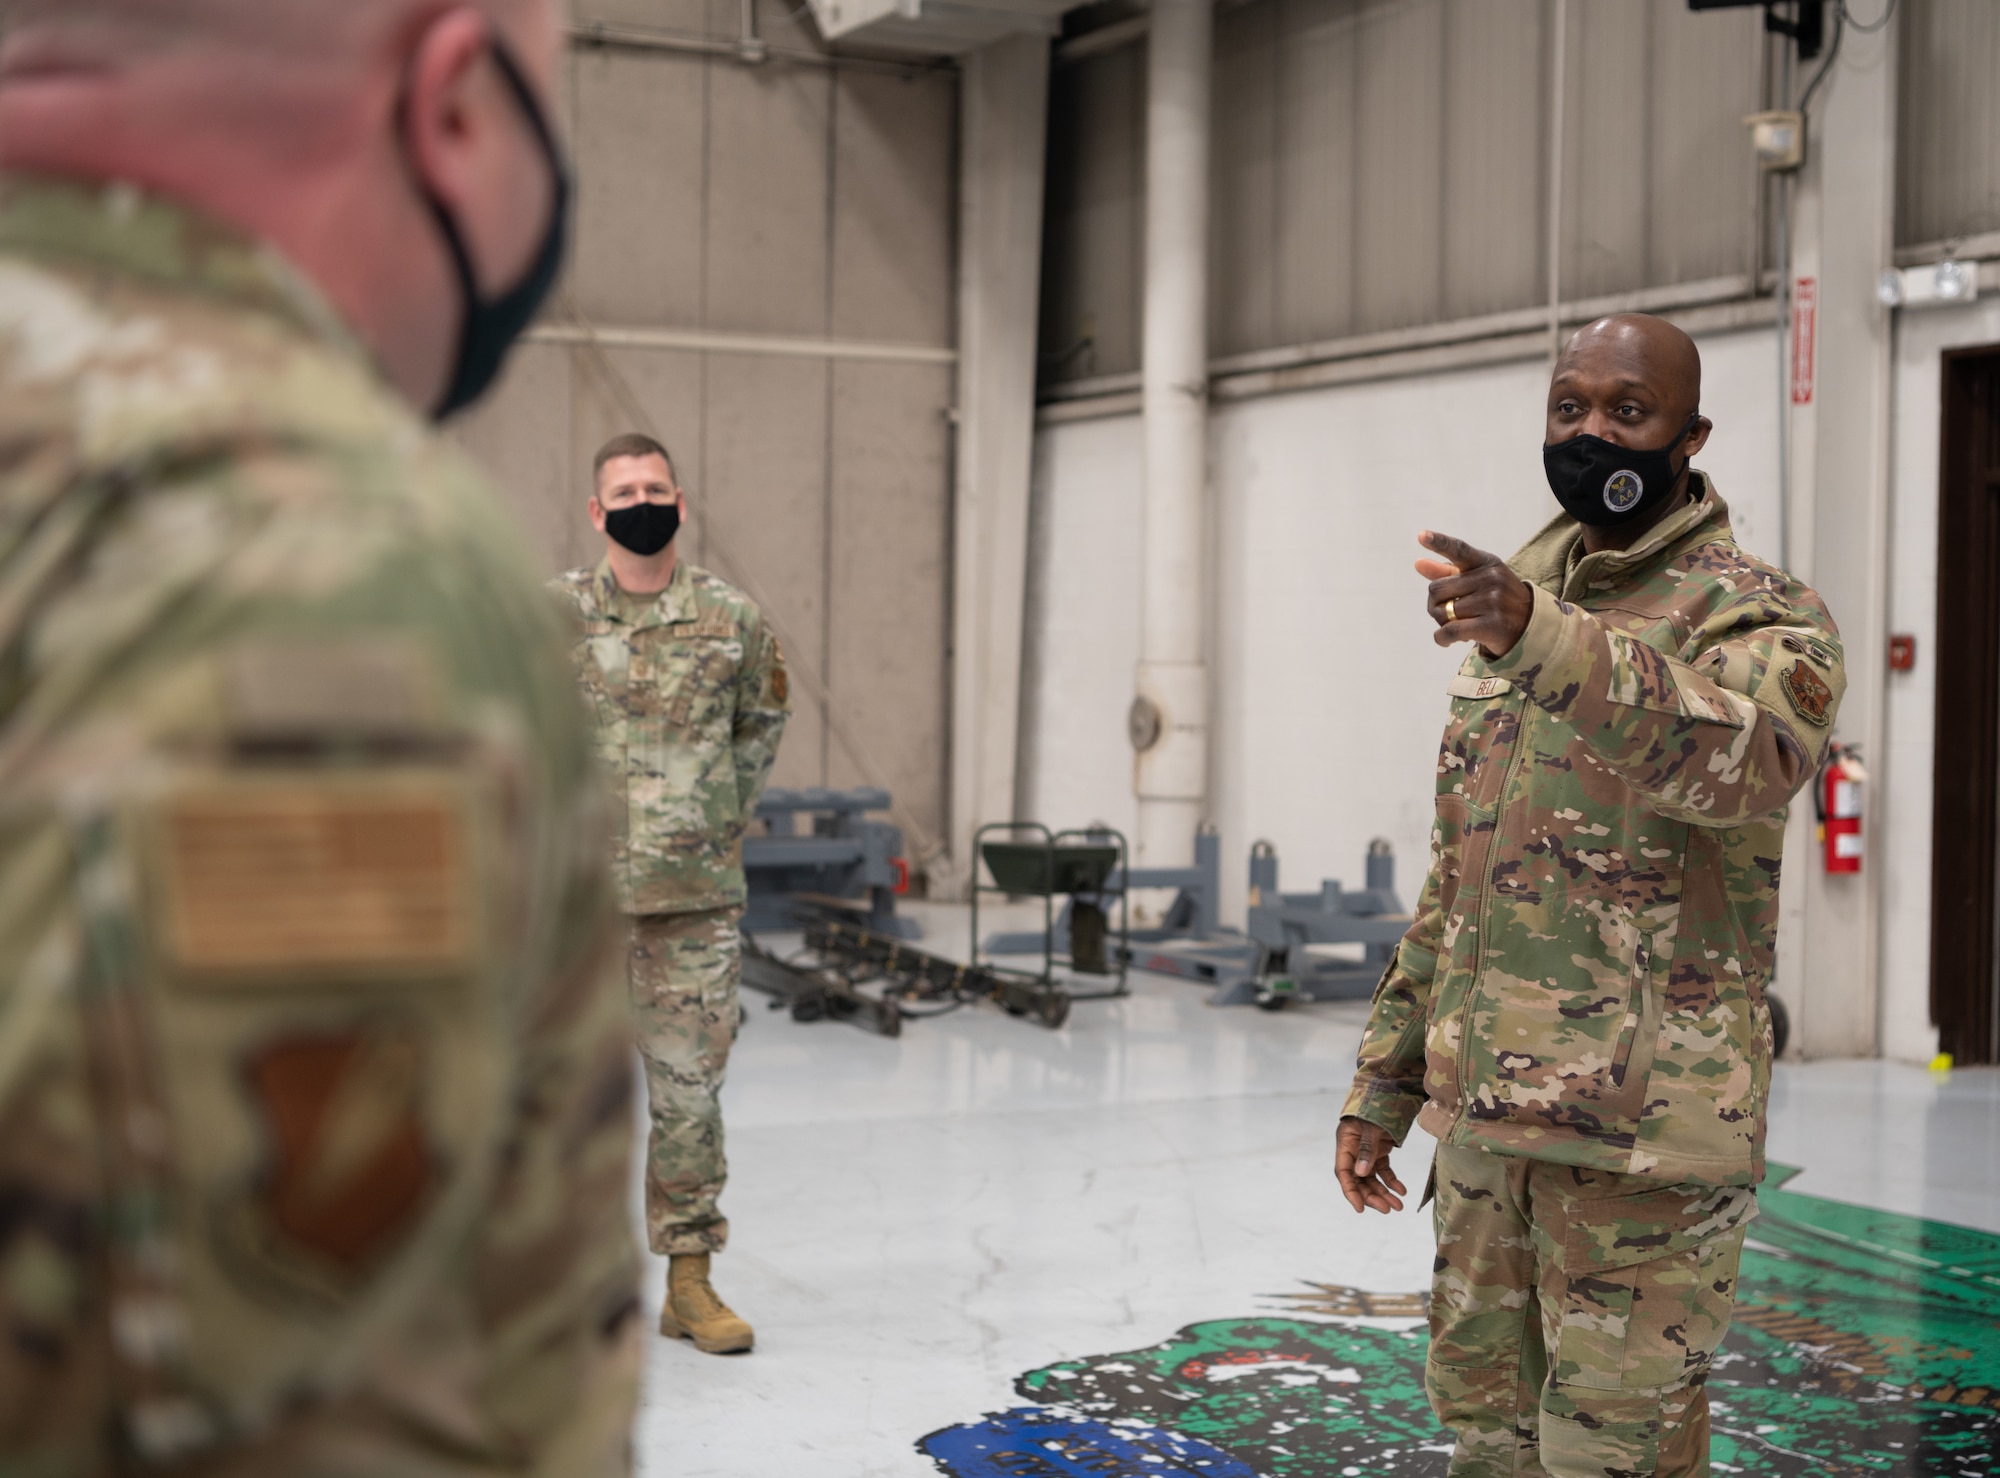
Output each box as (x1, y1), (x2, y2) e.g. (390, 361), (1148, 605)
(239, 1026), (437, 1281)
(224, 637), (434, 743)
(1780, 661), (1833, 727)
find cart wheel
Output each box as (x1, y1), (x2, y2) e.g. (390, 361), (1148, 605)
(1039, 994), (1071, 1030)
(791, 997), (826, 1024)
(1256, 992), (1289, 1012)
(1769, 992), (1790, 1059)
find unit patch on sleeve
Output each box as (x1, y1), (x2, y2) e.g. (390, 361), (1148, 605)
(241, 1027), (437, 1280)
(1780, 660), (1834, 727)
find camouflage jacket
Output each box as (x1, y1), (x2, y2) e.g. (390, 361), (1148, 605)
(550, 559), (790, 916)
(1343, 475), (1845, 1186)
(0, 180), (640, 1474)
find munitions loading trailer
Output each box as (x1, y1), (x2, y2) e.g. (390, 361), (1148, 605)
(741, 917), (1071, 1035)
(742, 787), (918, 940)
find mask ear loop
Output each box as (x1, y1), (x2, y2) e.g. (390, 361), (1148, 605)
(393, 28), (573, 419)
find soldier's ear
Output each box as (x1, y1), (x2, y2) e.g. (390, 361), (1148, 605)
(587, 494), (608, 533)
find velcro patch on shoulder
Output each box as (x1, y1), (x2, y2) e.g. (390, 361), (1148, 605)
(224, 637), (437, 744)
(149, 774), (476, 984)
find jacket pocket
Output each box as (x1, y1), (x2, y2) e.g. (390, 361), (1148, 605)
(1600, 934), (1665, 1121)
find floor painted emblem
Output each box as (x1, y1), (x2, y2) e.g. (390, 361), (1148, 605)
(919, 1168), (2000, 1477)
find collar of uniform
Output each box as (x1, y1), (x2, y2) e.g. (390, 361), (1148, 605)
(590, 555), (697, 629)
(0, 174), (367, 365)
(1509, 470), (1726, 601)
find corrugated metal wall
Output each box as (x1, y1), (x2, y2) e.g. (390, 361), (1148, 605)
(1897, 0), (2000, 250)
(455, 3), (959, 851)
(1041, 0), (1766, 385)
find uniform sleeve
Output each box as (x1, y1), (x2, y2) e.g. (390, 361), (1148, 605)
(0, 448), (641, 1470)
(733, 609), (790, 818)
(1485, 583), (1845, 828)
(1339, 841), (1446, 1142)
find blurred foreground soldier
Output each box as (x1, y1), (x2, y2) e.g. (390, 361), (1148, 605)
(1335, 315), (1845, 1478)
(0, 1), (642, 1472)
(552, 435), (790, 1355)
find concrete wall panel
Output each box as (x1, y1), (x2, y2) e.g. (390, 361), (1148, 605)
(1352, 0), (1445, 333)
(450, 342), (581, 575)
(827, 361), (955, 844)
(1441, 0), (1545, 322)
(702, 353), (832, 792)
(571, 47), (708, 327)
(706, 63), (835, 334)
(1562, 0), (1650, 300)
(1274, 0), (1361, 345)
(579, 0), (715, 35)
(1040, 46), (1144, 380)
(1897, 0), (2000, 248)
(830, 69), (958, 346)
(1211, 0), (1278, 357)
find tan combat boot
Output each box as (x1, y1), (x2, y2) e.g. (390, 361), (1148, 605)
(660, 1253), (755, 1354)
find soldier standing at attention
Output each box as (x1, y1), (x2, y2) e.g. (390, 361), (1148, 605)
(0, 0), (643, 1472)
(1335, 314), (1845, 1478)
(553, 433), (790, 1355)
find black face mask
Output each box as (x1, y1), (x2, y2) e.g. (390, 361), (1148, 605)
(604, 500), (681, 556)
(1542, 413), (1700, 528)
(409, 39), (572, 420)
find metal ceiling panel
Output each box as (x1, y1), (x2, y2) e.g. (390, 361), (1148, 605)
(1898, 0), (2000, 250)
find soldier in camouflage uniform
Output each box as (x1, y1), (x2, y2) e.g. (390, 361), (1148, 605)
(552, 433), (790, 1355)
(1336, 315), (1845, 1477)
(0, 3), (643, 1473)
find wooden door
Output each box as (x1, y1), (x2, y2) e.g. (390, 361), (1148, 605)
(1929, 345), (2000, 1065)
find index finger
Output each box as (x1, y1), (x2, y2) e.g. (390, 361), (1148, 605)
(1419, 530), (1499, 572)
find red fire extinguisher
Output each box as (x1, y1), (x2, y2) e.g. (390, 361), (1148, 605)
(1817, 742), (1866, 874)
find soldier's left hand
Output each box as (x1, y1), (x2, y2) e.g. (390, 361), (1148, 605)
(1417, 531), (1534, 660)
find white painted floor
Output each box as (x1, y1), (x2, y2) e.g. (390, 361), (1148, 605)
(631, 901), (2000, 1478)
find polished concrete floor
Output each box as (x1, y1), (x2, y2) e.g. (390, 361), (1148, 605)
(632, 902), (2000, 1478)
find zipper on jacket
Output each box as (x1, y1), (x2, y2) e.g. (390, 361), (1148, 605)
(1610, 937), (1651, 1086)
(1452, 700), (1533, 1127)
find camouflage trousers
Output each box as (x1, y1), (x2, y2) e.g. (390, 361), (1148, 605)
(628, 908), (743, 1256)
(1426, 1144), (1757, 1478)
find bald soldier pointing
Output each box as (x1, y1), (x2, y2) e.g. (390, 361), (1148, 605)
(1337, 315), (1845, 1478)
(0, 2), (641, 1472)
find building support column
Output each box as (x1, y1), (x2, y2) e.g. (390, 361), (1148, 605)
(1131, 0), (1214, 868)
(946, 32), (1051, 891)
(1775, 18), (1897, 1059)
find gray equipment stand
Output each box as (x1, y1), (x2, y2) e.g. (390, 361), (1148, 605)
(742, 787), (918, 939)
(1211, 839), (1410, 1009)
(984, 826), (1244, 983)
(981, 827), (1410, 1008)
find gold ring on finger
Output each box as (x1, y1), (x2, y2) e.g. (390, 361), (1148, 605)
(1444, 599), (1458, 624)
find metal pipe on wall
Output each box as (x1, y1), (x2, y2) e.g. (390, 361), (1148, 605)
(1132, 0), (1215, 868)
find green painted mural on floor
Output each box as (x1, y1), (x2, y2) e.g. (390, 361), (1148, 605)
(920, 1167), (2000, 1477)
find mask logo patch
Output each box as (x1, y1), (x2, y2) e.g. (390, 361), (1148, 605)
(1603, 469), (1645, 513)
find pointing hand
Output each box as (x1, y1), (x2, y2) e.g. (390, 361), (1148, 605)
(1416, 531), (1534, 660)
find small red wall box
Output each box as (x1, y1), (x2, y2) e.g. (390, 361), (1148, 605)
(1889, 634), (1917, 672)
